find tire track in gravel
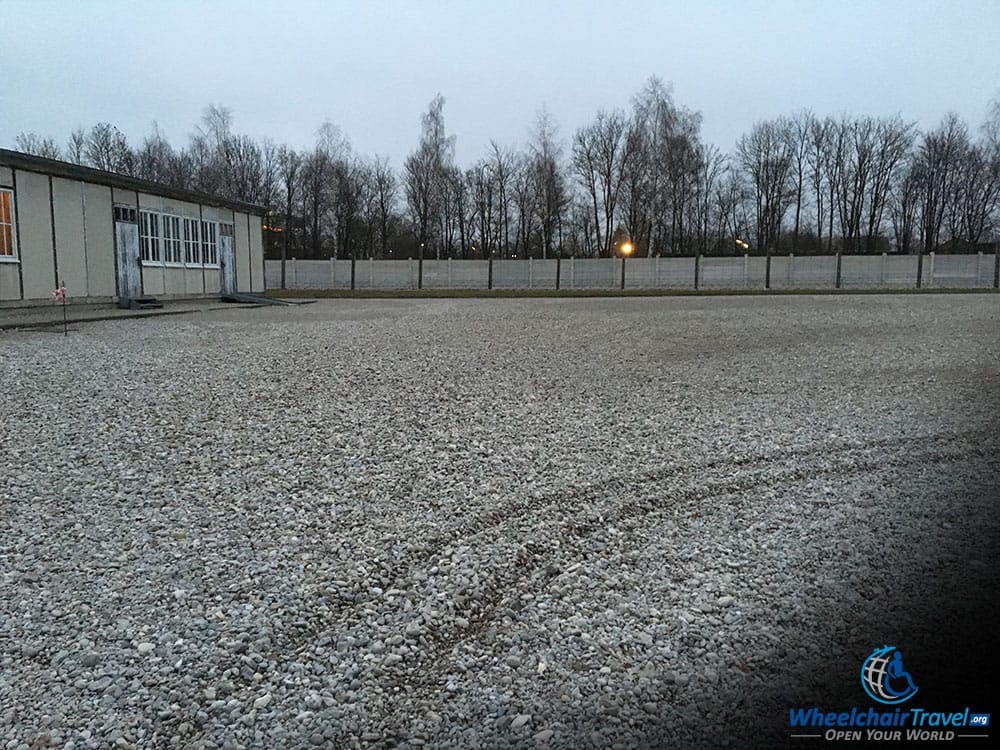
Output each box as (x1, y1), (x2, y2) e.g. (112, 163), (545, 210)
(305, 436), (996, 745)
(275, 427), (994, 653)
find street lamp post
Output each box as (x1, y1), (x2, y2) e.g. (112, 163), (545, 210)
(620, 242), (633, 290)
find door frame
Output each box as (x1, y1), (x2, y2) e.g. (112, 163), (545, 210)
(113, 204), (142, 302)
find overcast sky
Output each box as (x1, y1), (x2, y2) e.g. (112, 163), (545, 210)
(3, 0), (999, 168)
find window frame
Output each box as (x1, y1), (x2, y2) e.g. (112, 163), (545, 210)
(140, 210), (161, 263)
(201, 220), (219, 267)
(162, 214), (183, 266)
(183, 217), (201, 266)
(0, 189), (18, 262)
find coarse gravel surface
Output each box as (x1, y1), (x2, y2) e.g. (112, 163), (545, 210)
(1, 294), (998, 749)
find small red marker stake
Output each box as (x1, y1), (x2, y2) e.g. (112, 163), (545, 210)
(51, 281), (67, 336)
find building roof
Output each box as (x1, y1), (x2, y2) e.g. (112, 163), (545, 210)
(0, 148), (266, 215)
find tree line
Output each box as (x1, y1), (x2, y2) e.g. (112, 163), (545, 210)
(14, 78), (1000, 263)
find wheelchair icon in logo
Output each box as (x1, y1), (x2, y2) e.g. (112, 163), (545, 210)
(861, 645), (919, 705)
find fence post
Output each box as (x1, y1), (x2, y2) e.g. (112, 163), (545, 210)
(835, 251), (843, 289)
(418, 256), (423, 290)
(291, 257), (297, 287)
(693, 254), (700, 290)
(331, 257), (336, 288)
(655, 255), (661, 287)
(448, 257), (453, 288)
(569, 257), (575, 289)
(488, 257), (493, 290)
(529, 257), (533, 289)
(928, 252), (935, 288)
(787, 252), (793, 286)
(370, 257), (375, 289)
(976, 251), (983, 286)
(880, 252), (887, 286)
(350, 257), (356, 290)
(743, 253), (749, 288)
(916, 251), (924, 289)
(994, 248), (1000, 289)
(555, 257), (561, 290)
(764, 251), (772, 290)
(409, 258), (414, 289)
(620, 257), (626, 290)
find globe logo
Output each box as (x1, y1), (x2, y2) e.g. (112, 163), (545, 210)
(861, 645), (919, 704)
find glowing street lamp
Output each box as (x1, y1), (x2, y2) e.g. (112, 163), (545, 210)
(620, 241), (633, 289)
(735, 238), (749, 251)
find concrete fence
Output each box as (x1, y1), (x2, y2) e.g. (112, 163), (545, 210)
(265, 253), (1000, 292)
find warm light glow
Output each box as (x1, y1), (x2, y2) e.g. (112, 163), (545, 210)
(735, 238), (749, 249)
(262, 224), (284, 232)
(621, 242), (633, 256)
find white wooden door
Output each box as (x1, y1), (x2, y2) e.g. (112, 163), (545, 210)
(219, 224), (235, 294)
(114, 206), (142, 301)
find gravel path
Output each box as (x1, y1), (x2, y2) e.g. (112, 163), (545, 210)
(2, 295), (998, 749)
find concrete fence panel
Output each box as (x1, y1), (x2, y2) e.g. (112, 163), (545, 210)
(701, 255), (750, 289)
(625, 257), (695, 288)
(372, 260), (416, 289)
(450, 259), (490, 289)
(420, 260), (452, 289)
(570, 258), (618, 289)
(265, 261), (282, 288)
(492, 260), (530, 289)
(930, 253), (989, 288)
(791, 255), (838, 288)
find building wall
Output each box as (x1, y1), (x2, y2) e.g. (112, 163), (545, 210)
(83, 183), (116, 297)
(51, 177), (88, 294)
(234, 210), (251, 292)
(248, 213), (264, 293)
(0, 164), (263, 304)
(0, 265), (18, 300)
(16, 170), (56, 300)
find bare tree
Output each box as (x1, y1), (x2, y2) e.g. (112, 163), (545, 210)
(15, 133), (61, 160)
(529, 107), (568, 258)
(863, 116), (915, 252)
(951, 142), (999, 244)
(135, 123), (175, 184)
(300, 148), (332, 258)
(782, 111), (813, 253)
(84, 123), (133, 174)
(404, 94), (456, 258)
(277, 146), (302, 285)
(807, 116), (832, 247)
(690, 144), (726, 254)
(736, 119), (792, 254)
(572, 109), (634, 256)
(369, 156), (398, 257)
(917, 113), (969, 253)
(890, 157), (923, 254)
(467, 160), (497, 256)
(66, 128), (87, 164)
(488, 142), (515, 256)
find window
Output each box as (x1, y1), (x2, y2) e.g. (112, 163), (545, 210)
(163, 215), (182, 264)
(183, 218), (201, 265)
(113, 205), (137, 223)
(140, 211), (160, 262)
(201, 220), (218, 265)
(135, 208), (225, 267)
(0, 190), (16, 259)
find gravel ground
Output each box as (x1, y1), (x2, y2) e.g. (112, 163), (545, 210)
(1, 294), (998, 749)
